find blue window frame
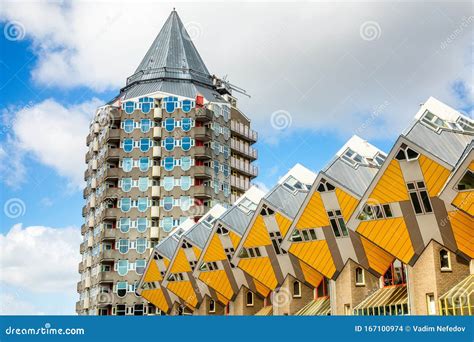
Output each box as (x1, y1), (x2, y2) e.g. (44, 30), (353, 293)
(181, 137), (192, 151)
(164, 137), (174, 151)
(163, 157), (174, 171)
(141, 119), (151, 133)
(223, 146), (230, 159)
(181, 118), (192, 132)
(139, 157), (149, 172)
(123, 139), (133, 153)
(117, 260), (128, 276)
(181, 157), (192, 171)
(164, 118), (175, 132)
(138, 177), (148, 192)
(137, 198), (148, 212)
(117, 281), (127, 297)
(140, 138), (151, 152)
(223, 164), (229, 177)
(121, 178), (132, 192)
(123, 101), (135, 114)
(222, 105), (230, 122)
(136, 238), (147, 254)
(181, 176), (191, 191)
(136, 259), (146, 274)
(139, 97), (154, 114)
(181, 99), (194, 113)
(119, 218), (130, 233)
(122, 158), (133, 172)
(120, 198), (131, 212)
(180, 196), (191, 211)
(163, 96), (179, 113)
(163, 177), (174, 191)
(163, 197), (173, 211)
(162, 217), (173, 232)
(214, 160), (220, 174)
(118, 239), (129, 254)
(137, 218), (147, 233)
(123, 119), (134, 133)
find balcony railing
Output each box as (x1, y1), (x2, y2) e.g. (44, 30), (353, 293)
(230, 120), (258, 142)
(231, 158), (258, 177)
(231, 139), (258, 160)
(231, 176), (250, 191)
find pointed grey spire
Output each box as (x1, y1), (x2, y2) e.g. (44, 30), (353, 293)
(126, 10), (212, 87)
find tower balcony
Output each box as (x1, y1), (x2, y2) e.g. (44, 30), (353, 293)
(230, 139), (258, 160)
(153, 127), (162, 139)
(191, 166), (212, 179)
(105, 148), (120, 160)
(194, 146), (212, 159)
(230, 120), (258, 143)
(231, 158), (258, 177)
(152, 186), (161, 198)
(105, 128), (120, 143)
(194, 108), (214, 122)
(151, 206), (160, 218)
(150, 226), (160, 239)
(231, 175), (250, 191)
(153, 146), (162, 158)
(153, 107), (163, 120)
(193, 185), (214, 199)
(194, 127), (212, 141)
(152, 165), (161, 178)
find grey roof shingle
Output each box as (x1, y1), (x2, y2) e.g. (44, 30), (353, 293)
(184, 223), (212, 249)
(156, 234), (180, 260)
(265, 185), (309, 218)
(404, 121), (473, 167)
(323, 158), (379, 197)
(219, 205), (255, 235)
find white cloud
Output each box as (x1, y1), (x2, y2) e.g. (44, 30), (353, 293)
(0, 1), (472, 142)
(1, 98), (102, 189)
(0, 224), (81, 294)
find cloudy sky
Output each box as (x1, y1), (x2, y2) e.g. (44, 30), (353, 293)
(0, 1), (472, 314)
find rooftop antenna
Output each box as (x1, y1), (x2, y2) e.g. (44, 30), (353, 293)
(213, 74), (250, 98)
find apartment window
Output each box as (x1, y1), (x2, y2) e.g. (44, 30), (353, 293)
(162, 119), (174, 133)
(141, 119), (151, 133)
(140, 138), (151, 152)
(163, 177), (174, 191)
(426, 293), (436, 315)
(138, 97), (154, 114)
(117, 260), (129, 276)
(293, 281), (301, 298)
(139, 157), (150, 172)
(180, 196), (191, 211)
(316, 278), (329, 298)
(116, 282), (127, 298)
(327, 210), (348, 238)
(181, 137), (192, 151)
(121, 178), (132, 192)
(238, 247), (261, 259)
(439, 249), (451, 271)
(209, 299), (216, 313)
(283, 176), (304, 192)
(119, 218), (130, 233)
(317, 178), (335, 192)
(163, 157), (174, 171)
(269, 231), (287, 255)
(395, 144), (419, 161)
(224, 248), (235, 268)
(355, 267), (365, 286)
(138, 178), (149, 192)
(118, 239), (129, 254)
(137, 198), (148, 212)
(181, 156), (192, 171)
(116, 304), (126, 315)
(246, 291), (254, 306)
(357, 203), (393, 221)
(181, 99), (194, 113)
(123, 119), (134, 133)
(137, 218), (147, 233)
(291, 228), (318, 242)
(136, 238), (147, 254)
(123, 101), (135, 114)
(383, 261), (406, 286)
(123, 139), (133, 153)
(136, 260), (146, 275)
(163, 137), (174, 152)
(122, 158), (133, 172)
(189, 260), (198, 271)
(163, 96), (179, 113)
(181, 118), (192, 131)
(163, 197), (173, 211)
(134, 304), (144, 316)
(407, 181), (432, 214)
(181, 176), (191, 191)
(457, 170), (473, 190)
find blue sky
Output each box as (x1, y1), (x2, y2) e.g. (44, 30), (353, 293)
(0, 2), (472, 315)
